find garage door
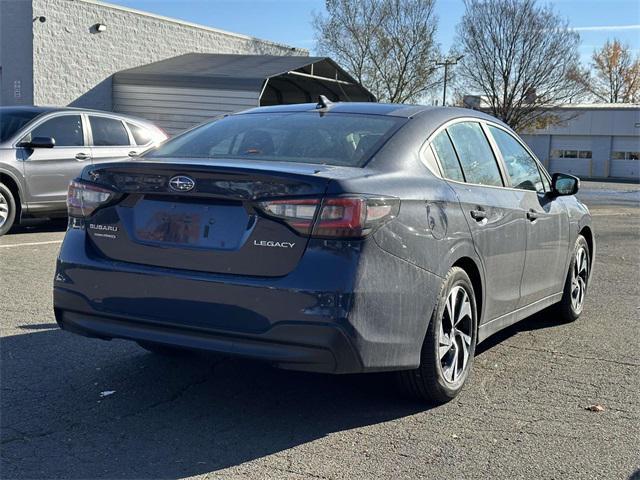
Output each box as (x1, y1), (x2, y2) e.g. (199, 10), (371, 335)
(113, 84), (260, 135)
(548, 136), (592, 177)
(610, 136), (640, 179)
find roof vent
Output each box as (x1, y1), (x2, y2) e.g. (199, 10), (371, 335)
(316, 95), (334, 109)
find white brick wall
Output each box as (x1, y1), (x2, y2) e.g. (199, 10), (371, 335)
(31, 0), (305, 109)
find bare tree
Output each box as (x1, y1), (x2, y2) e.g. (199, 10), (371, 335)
(455, 0), (582, 130)
(572, 39), (640, 103)
(313, 0), (441, 103)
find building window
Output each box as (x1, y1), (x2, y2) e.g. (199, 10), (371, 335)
(550, 149), (592, 159)
(612, 151), (640, 160)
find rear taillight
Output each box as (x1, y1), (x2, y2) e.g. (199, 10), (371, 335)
(67, 180), (116, 218)
(258, 196), (399, 239)
(259, 198), (319, 235)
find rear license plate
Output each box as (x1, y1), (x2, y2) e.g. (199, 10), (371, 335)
(132, 199), (248, 250)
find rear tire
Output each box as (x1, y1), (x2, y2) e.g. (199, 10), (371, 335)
(398, 267), (478, 404)
(0, 182), (17, 236)
(554, 234), (590, 322)
(137, 341), (192, 356)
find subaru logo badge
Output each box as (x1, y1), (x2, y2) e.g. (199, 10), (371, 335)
(168, 175), (195, 192)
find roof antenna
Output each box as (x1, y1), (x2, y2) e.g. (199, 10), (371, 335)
(316, 95), (333, 109)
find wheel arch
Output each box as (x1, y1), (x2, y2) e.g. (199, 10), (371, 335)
(451, 256), (484, 326)
(0, 171), (23, 223)
(578, 224), (595, 278)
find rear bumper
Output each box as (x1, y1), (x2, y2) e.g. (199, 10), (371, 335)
(54, 288), (361, 373)
(54, 228), (441, 373)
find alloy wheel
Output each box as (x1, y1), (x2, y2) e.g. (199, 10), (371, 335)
(571, 247), (588, 313)
(0, 191), (9, 228)
(438, 285), (473, 384)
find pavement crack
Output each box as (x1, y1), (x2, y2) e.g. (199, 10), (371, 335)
(1, 422), (81, 446)
(502, 345), (640, 367)
(115, 358), (227, 420)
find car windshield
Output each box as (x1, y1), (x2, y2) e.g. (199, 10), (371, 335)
(0, 109), (43, 143)
(146, 112), (405, 167)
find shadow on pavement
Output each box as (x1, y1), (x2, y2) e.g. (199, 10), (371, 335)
(476, 307), (567, 356)
(8, 218), (68, 235)
(1, 328), (427, 479)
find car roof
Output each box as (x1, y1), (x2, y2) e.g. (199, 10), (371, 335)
(0, 105), (156, 124)
(237, 102), (504, 123)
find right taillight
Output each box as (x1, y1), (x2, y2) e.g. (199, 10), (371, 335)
(257, 195), (399, 239)
(67, 180), (116, 218)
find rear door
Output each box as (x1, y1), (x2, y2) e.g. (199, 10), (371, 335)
(487, 125), (569, 306)
(88, 115), (136, 164)
(21, 113), (90, 206)
(431, 121), (526, 322)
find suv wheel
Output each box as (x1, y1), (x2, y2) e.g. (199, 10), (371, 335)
(398, 267), (478, 404)
(0, 182), (17, 236)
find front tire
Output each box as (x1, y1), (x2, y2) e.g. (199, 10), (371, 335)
(0, 182), (17, 236)
(398, 267), (478, 404)
(554, 234), (590, 322)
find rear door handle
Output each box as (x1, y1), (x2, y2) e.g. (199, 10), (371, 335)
(470, 208), (486, 221)
(526, 209), (539, 221)
(128, 151), (139, 157)
(75, 152), (91, 161)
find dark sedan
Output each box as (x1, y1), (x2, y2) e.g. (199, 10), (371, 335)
(53, 99), (594, 403)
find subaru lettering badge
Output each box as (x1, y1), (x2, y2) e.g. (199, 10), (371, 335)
(168, 175), (195, 192)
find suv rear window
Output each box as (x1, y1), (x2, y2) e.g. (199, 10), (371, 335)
(90, 116), (130, 146)
(147, 112), (405, 167)
(127, 122), (154, 146)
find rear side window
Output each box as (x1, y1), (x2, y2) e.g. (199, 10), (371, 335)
(29, 115), (84, 146)
(90, 116), (130, 146)
(147, 112), (405, 167)
(431, 131), (464, 182)
(127, 123), (153, 146)
(447, 122), (503, 187)
(488, 126), (544, 192)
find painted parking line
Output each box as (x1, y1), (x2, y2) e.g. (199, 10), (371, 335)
(0, 240), (63, 249)
(591, 212), (638, 216)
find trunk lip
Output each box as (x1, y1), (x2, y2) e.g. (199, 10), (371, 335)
(83, 158), (372, 181)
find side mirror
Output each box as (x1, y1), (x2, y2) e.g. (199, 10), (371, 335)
(551, 172), (579, 196)
(20, 136), (56, 149)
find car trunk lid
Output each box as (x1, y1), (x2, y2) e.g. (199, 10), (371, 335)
(81, 160), (342, 277)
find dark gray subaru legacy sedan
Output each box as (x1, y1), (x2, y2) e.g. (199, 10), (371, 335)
(53, 100), (594, 403)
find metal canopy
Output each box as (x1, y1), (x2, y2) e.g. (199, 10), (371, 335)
(114, 53), (376, 104)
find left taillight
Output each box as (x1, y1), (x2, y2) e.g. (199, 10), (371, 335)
(257, 195), (400, 239)
(67, 180), (115, 218)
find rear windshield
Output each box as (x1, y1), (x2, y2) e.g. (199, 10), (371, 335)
(0, 110), (43, 143)
(146, 112), (405, 167)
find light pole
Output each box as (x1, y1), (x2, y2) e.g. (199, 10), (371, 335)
(435, 55), (464, 106)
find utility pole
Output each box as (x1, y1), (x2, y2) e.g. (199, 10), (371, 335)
(435, 55), (464, 106)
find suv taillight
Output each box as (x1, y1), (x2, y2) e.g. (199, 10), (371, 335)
(67, 180), (116, 218)
(258, 195), (399, 239)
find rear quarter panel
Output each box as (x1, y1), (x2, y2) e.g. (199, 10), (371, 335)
(321, 114), (483, 366)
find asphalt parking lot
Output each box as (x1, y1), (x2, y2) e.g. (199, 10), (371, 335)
(1, 181), (638, 480)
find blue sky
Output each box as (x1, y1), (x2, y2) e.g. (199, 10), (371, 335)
(110, 0), (639, 63)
